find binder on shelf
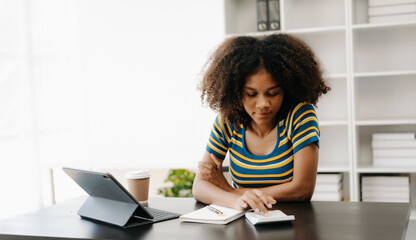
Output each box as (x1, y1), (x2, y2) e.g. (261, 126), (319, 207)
(268, 0), (280, 30)
(256, 0), (268, 31)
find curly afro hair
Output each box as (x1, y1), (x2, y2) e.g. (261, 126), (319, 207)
(198, 33), (330, 129)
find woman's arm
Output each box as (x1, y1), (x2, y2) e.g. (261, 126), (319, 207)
(192, 151), (241, 208)
(232, 143), (319, 201)
(193, 151), (276, 214)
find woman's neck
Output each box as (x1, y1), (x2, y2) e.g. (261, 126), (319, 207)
(248, 121), (277, 138)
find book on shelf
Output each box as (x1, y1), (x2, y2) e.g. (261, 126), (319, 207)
(316, 173), (343, 184)
(179, 204), (245, 224)
(245, 210), (294, 225)
(368, 3), (416, 16)
(373, 157), (416, 166)
(369, 0), (416, 7)
(362, 188), (409, 202)
(369, 13), (416, 23)
(372, 133), (416, 141)
(361, 175), (410, 203)
(371, 133), (416, 166)
(373, 148), (416, 157)
(311, 190), (343, 201)
(372, 139), (416, 148)
(362, 176), (409, 186)
(314, 182), (342, 192)
(368, 1), (416, 24)
(362, 197), (409, 203)
(362, 186), (410, 193)
(362, 188), (409, 197)
(313, 173), (343, 201)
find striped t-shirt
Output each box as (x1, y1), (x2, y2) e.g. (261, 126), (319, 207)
(206, 102), (320, 188)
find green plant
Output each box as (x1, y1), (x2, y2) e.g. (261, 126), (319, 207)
(157, 169), (196, 197)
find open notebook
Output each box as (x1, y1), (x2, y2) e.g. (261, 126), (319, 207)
(179, 204), (245, 225)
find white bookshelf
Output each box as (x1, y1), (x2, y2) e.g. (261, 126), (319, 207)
(223, 0), (416, 202)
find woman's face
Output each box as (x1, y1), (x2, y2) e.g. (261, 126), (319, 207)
(242, 69), (284, 128)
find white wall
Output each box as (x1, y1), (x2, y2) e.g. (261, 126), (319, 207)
(0, 0), (224, 219)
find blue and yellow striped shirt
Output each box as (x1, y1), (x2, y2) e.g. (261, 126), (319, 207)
(206, 102), (320, 188)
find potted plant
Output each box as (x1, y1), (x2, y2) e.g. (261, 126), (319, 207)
(158, 169), (196, 197)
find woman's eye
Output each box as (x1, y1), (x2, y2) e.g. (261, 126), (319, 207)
(268, 91), (280, 96)
(246, 93), (257, 97)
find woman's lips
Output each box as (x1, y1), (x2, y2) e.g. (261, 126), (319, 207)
(256, 112), (271, 118)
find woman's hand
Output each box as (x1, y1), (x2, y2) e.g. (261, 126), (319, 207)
(197, 154), (233, 191)
(232, 189), (276, 216)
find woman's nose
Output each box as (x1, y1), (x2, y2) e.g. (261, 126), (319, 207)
(256, 95), (270, 108)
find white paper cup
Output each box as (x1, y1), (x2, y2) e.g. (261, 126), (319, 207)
(125, 170), (150, 203)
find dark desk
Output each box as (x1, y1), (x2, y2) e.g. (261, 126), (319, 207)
(0, 197), (410, 240)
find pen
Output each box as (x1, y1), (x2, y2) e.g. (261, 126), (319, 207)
(207, 205), (224, 216)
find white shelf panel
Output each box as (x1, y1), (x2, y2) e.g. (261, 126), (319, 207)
(355, 119), (416, 126)
(354, 70), (416, 78)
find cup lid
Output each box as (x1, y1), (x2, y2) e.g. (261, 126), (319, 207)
(125, 169), (150, 179)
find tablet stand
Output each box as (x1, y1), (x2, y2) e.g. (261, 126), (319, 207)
(78, 196), (151, 228)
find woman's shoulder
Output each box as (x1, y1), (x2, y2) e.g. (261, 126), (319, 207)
(282, 102), (318, 127)
(214, 114), (238, 132)
(288, 102), (316, 118)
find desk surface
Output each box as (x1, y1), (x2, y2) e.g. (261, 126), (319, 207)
(0, 197), (410, 240)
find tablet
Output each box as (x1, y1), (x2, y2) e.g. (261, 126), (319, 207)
(63, 167), (180, 227)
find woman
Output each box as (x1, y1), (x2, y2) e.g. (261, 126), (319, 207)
(193, 33), (330, 216)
